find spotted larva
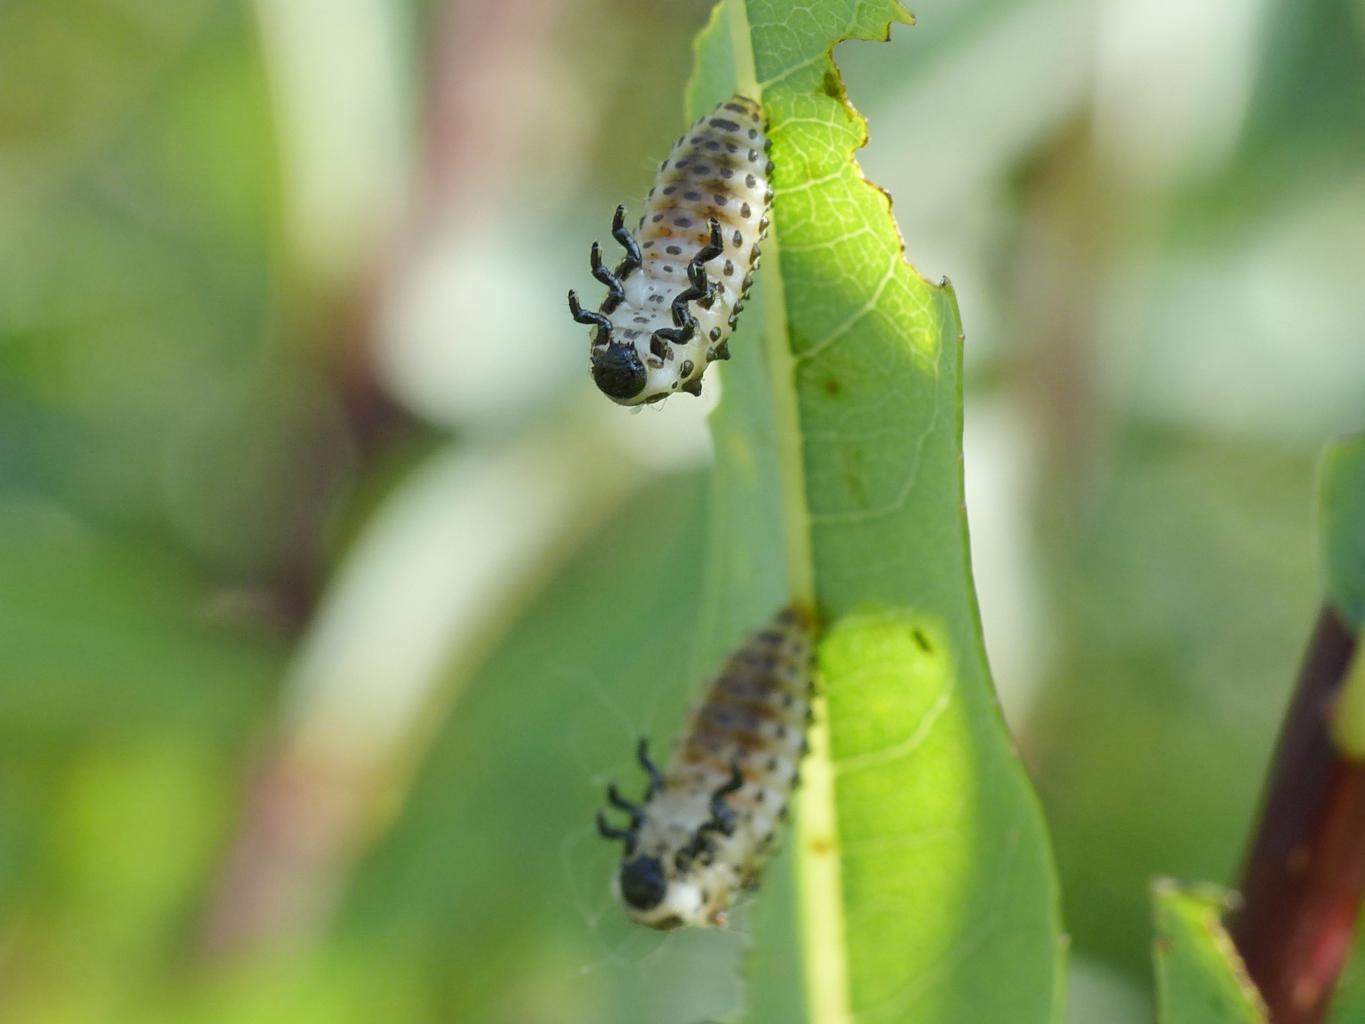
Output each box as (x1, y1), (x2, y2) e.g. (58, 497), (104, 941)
(568, 94), (773, 405)
(596, 606), (813, 929)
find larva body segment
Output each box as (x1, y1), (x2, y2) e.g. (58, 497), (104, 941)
(597, 607), (813, 929)
(569, 94), (773, 406)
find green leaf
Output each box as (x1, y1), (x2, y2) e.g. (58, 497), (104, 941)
(1319, 434), (1365, 757)
(1151, 880), (1267, 1023)
(685, 2), (1065, 1020)
(1320, 433), (1365, 630)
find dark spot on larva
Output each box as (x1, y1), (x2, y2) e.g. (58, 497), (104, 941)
(913, 629), (932, 653)
(709, 327), (722, 341)
(719, 167), (733, 179)
(725, 143), (737, 153)
(747, 149), (758, 162)
(683, 191), (701, 202)
(694, 164), (709, 174)
(722, 260), (734, 276)
(643, 239), (655, 248)
(713, 194), (727, 206)
(651, 294), (664, 303)
(763, 138), (773, 152)
(633, 316), (649, 324)
(740, 202), (752, 218)
(724, 102), (745, 114)
(661, 265), (673, 273)
(747, 128), (757, 140)
(680, 359), (694, 377)
(745, 173), (757, 189)
(751, 245), (761, 260)
(659, 159), (668, 171)
(765, 160), (775, 174)
(823, 376), (841, 396)
(665, 244), (682, 255)
(690, 136), (703, 144)
(663, 186), (676, 196)
(731, 229), (743, 247)
(675, 216), (692, 227)
(758, 217), (770, 232)
(711, 118), (740, 131)
(705, 140), (721, 151)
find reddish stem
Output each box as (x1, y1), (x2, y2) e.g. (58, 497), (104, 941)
(1231, 606), (1363, 1022)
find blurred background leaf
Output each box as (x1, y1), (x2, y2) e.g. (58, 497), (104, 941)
(1, 0), (1364, 1021)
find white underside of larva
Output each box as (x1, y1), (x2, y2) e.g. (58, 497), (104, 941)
(611, 609), (812, 929)
(621, 743), (803, 929)
(586, 94), (771, 406)
(615, 258), (741, 401)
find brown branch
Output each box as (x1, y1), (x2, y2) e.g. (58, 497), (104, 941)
(1230, 605), (1363, 1023)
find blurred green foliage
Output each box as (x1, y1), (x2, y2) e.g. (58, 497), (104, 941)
(1, 0), (1364, 1021)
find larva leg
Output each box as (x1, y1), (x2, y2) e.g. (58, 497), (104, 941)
(589, 242), (625, 313)
(706, 760), (744, 836)
(653, 320), (696, 347)
(596, 811), (634, 853)
(669, 221), (723, 325)
(690, 220), (725, 279)
(610, 204), (641, 276)
(670, 263), (712, 326)
(636, 737), (663, 798)
(567, 291), (612, 335)
(602, 606), (813, 929)
(607, 783), (644, 827)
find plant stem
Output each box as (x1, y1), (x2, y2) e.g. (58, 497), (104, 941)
(1230, 605), (1364, 1023)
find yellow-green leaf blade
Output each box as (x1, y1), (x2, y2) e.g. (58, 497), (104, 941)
(1152, 880), (1268, 1024)
(688, 2), (1066, 1021)
(1321, 434), (1365, 631)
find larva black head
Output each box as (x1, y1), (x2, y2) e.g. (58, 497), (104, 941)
(618, 855), (668, 912)
(591, 342), (647, 402)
